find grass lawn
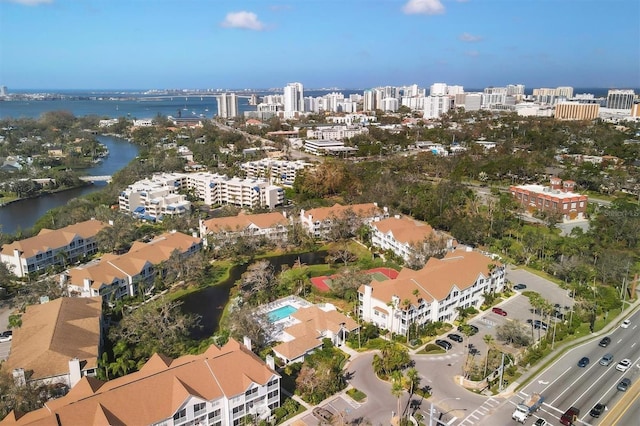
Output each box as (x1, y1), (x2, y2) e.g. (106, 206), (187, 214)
(346, 388), (367, 402)
(417, 344), (446, 355)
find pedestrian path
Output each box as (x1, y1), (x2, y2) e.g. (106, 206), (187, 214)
(456, 397), (501, 425)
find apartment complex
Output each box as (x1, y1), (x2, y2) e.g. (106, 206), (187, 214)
(2, 297), (103, 390)
(358, 248), (506, 335)
(118, 174), (191, 221)
(300, 202), (388, 239)
(199, 212), (290, 247)
(120, 172), (284, 213)
(510, 177), (588, 221)
(0, 219), (108, 277)
(554, 102), (600, 120)
(240, 158), (313, 187)
(606, 89), (635, 110)
(370, 216), (451, 262)
(304, 124), (368, 141)
(63, 231), (202, 301)
(216, 93), (239, 118)
(1, 339), (281, 426)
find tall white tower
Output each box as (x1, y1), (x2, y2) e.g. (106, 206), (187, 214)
(217, 93), (238, 118)
(284, 82), (304, 112)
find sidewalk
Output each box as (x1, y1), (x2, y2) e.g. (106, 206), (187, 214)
(498, 297), (640, 397)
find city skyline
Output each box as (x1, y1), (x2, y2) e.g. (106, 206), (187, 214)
(0, 0), (639, 90)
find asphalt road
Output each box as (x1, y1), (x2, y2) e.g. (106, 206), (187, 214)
(471, 309), (640, 426)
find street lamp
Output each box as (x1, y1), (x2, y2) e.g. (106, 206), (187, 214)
(429, 397), (461, 426)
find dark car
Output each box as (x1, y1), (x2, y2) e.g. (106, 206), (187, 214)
(533, 320), (548, 330)
(492, 307), (507, 316)
(447, 333), (463, 343)
(560, 407), (580, 426)
(598, 336), (611, 347)
(435, 339), (452, 351)
(589, 403), (606, 418)
(312, 407), (334, 423)
(578, 356), (590, 367)
(513, 283), (527, 290)
(617, 378), (631, 392)
(534, 419), (548, 426)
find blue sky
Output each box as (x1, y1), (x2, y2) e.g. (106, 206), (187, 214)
(1, 0), (638, 90)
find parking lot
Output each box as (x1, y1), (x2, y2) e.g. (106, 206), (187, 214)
(463, 266), (574, 357)
(296, 395), (362, 425)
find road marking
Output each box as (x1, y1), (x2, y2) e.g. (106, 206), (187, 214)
(550, 365), (594, 405)
(617, 338), (622, 344)
(632, 342), (637, 348)
(542, 403), (564, 414)
(540, 366), (571, 395)
(569, 366), (613, 408)
(538, 380), (549, 385)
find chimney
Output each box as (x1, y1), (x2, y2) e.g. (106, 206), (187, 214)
(68, 358), (82, 387)
(243, 336), (252, 351)
(266, 355), (275, 370)
(12, 368), (25, 387)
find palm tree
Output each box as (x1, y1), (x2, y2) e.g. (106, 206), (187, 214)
(387, 300), (396, 339)
(390, 370), (404, 423)
(402, 298), (411, 343)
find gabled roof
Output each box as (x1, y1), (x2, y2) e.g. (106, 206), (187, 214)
(1, 297), (102, 381)
(1, 339), (279, 426)
(202, 212), (288, 234)
(359, 248), (502, 305)
(371, 216), (436, 245)
(303, 203), (382, 222)
(67, 231), (201, 290)
(1, 219), (108, 258)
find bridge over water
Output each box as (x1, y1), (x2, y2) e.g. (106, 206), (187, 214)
(79, 175), (112, 183)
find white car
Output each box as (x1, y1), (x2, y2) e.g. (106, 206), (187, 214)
(620, 319), (631, 328)
(616, 359), (631, 372)
(0, 331), (12, 343)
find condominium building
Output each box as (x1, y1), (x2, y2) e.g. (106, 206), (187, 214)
(606, 89), (635, 110)
(3, 297), (103, 389)
(482, 87), (508, 106)
(358, 247), (506, 334)
(510, 177), (588, 220)
(1, 338), (281, 426)
(284, 82), (304, 113)
(216, 93), (239, 118)
(300, 202), (388, 239)
(423, 95), (452, 119)
(199, 212), (290, 247)
(0, 219), (108, 277)
(554, 102), (600, 120)
(64, 231), (202, 301)
(240, 159), (313, 187)
(363, 89), (377, 111)
(370, 215), (451, 262)
(118, 174), (191, 221)
(305, 125), (368, 141)
(302, 140), (358, 157)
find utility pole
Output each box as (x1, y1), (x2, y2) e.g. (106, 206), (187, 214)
(498, 352), (506, 392)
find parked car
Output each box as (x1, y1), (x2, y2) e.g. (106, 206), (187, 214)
(514, 283), (527, 290)
(533, 320), (548, 330)
(534, 419), (548, 426)
(492, 307), (507, 316)
(598, 336), (611, 347)
(589, 403), (606, 418)
(435, 339), (452, 351)
(0, 331), (12, 343)
(577, 356), (590, 367)
(599, 353), (614, 366)
(620, 319), (631, 329)
(312, 407), (334, 423)
(448, 333), (463, 343)
(616, 359), (631, 372)
(617, 378), (631, 392)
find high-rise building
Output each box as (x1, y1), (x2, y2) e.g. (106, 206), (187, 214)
(284, 82), (304, 112)
(430, 83), (448, 96)
(216, 93), (238, 118)
(554, 102), (599, 120)
(363, 89), (376, 111)
(424, 96), (451, 119)
(606, 89), (635, 110)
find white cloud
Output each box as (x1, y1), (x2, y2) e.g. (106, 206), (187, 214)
(220, 11), (265, 31)
(402, 0), (445, 15)
(459, 32), (483, 42)
(5, 0), (53, 5)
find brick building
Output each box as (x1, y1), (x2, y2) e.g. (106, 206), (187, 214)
(510, 177), (588, 221)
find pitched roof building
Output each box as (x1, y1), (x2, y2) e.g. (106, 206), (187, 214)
(199, 212), (290, 247)
(0, 219), (108, 277)
(300, 202), (388, 239)
(63, 231), (202, 301)
(0, 339), (281, 426)
(2, 297), (103, 389)
(358, 248), (505, 335)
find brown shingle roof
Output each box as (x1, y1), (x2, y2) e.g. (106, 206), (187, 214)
(359, 249), (501, 304)
(1, 339), (278, 426)
(1, 219), (108, 258)
(304, 203), (381, 222)
(371, 216), (436, 245)
(202, 212), (288, 234)
(1, 297), (102, 381)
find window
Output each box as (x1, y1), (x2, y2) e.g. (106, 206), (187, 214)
(232, 405), (244, 416)
(173, 408), (186, 422)
(245, 387), (258, 398)
(194, 402), (206, 415)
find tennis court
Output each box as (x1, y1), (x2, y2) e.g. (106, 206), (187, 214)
(310, 267), (399, 292)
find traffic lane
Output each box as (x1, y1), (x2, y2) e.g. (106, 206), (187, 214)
(507, 267), (573, 309)
(344, 353), (410, 424)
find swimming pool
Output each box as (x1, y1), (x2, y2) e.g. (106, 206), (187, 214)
(268, 304), (298, 322)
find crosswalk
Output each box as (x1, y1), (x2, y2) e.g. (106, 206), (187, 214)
(456, 397), (501, 425)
